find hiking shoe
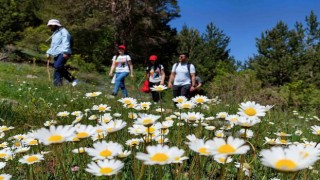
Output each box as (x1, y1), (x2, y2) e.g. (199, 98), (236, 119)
(72, 79), (78, 86)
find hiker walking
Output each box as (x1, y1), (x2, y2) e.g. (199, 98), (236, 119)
(146, 55), (165, 103)
(168, 52), (196, 98)
(46, 19), (78, 86)
(189, 73), (204, 98)
(109, 45), (134, 97)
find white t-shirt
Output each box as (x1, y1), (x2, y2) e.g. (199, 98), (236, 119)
(171, 63), (195, 86)
(148, 65), (164, 83)
(112, 55), (131, 72)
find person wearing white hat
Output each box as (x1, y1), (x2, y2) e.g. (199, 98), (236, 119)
(46, 19), (78, 86)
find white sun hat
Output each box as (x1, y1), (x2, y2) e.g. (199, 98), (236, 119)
(47, 19), (62, 26)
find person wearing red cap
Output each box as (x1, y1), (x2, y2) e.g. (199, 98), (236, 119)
(145, 55), (165, 102)
(109, 45), (134, 97)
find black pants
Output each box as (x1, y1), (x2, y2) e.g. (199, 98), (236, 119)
(149, 81), (161, 102)
(173, 84), (191, 98)
(53, 54), (75, 86)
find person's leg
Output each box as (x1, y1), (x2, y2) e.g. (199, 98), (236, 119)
(60, 68), (75, 83)
(181, 84), (191, 98)
(173, 85), (181, 98)
(53, 54), (65, 86)
(118, 72), (129, 97)
(150, 82), (160, 102)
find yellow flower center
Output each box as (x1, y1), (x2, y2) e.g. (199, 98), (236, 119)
(48, 135), (63, 143)
(0, 127), (8, 131)
(198, 147), (210, 155)
(317, 130), (320, 135)
(150, 153), (169, 162)
(280, 139), (287, 144)
(218, 157), (226, 163)
(27, 156), (39, 163)
(98, 106), (106, 111)
(100, 149), (112, 157)
(176, 98), (184, 103)
(77, 132), (89, 138)
(124, 100), (131, 104)
(189, 115), (197, 121)
(15, 142), (21, 147)
(29, 140), (38, 145)
(100, 167), (113, 174)
(0, 176), (4, 180)
(146, 127), (155, 134)
(107, 128), (114, 132)
(196, 98), (204, 103)
(0, 154), (6, 158)
(142, 118), (153, 125)
(182, 104), (191, 109)
(217, 144), (236, 154)
(230, 118), (238, 123)
(244, 108), (257, 116)
(275, 159), (297, 171)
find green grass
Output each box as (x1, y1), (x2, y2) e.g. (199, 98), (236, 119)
(0, 61), (319, 179)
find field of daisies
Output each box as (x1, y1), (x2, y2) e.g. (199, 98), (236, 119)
(0, 62), (320, 180)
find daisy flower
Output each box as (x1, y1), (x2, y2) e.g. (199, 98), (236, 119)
(33, 125), (75, 145)
(215, 130), (225, 138)
(19, 154), (44, 165)
(117, 150), (131, 159)
(86, 159), (124, 176)
(75, 125), (97, 139)
(118, 97), (137, 107)
(91, 132), (107, 141)
(205, 126), (216, 131)
(56, 111), (70, 117)
(88, 115), (98, 121)
(0, 174), (12, 180)
(155, 108), (165, 113)
(128, 125), (144, 135)
(188, 139), (213, 156)
(128, 113), (138, 120)
(44, 120), (57, 127)
(295, 130), (302, 136)
(237, 101), (266, 120)
(275, 138), (291, 145)
(72, 115), (83, 125)
(264, 137), (276, 145)
(136, 144), (185, 165)
(135, 114), (161, 127)
(209, 136), (250, 156)
(71, 111), (82, 116)
(15, 147), (30, 154)
(150, 85), (167, 92)
(92, 104), (111, 112)
(0, 132), (5, 139)
(0, 149), (13, 160)
(125, 138), (143, 147)
(176, 101), (196, 110)
(85, 92), (102, 98)
(225, 114), (240, 124)
(113, 113), (122, 118)
(310, 125), (320, 135)
(239, 129), (254, 139)
(86, 141), (123, 160)
(181, 112), (204, 123)
(214, 155), (233, 164)
(100, 113), (113, 123)
(139, 102), (152, 111)
(236, 116), (260, 128)
(274, 132), (292, 137)
(191, 95), (209, 104)
(216, 112), (228, 119)
(172, 96), (188, 103)
(72, 147), (87, 154)
(260, 146), (319, 172)
(101, 120), (127, 133)
(0, 126), (14, 132)
(169, 147), (188, 163)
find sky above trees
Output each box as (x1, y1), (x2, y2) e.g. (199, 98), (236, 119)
(169, 0), (320, 62)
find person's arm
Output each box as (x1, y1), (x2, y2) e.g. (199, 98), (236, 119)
(109, 61), (116, 77)
(60, 29), (72, 58)
(128, 60), (134, 78)
(168, 72), (175, 88)
(190, 73), (196, 92)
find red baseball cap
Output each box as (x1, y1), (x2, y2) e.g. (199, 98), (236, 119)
(118, 45), (126, 51)
(149, 55), (158, 61)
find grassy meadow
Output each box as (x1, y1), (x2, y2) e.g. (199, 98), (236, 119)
(0, 61), (319, 180)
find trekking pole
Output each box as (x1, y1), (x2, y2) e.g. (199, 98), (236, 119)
(47, 58), (51, 81)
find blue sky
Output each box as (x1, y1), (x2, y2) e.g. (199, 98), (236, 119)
(169, 0), (320, 62)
